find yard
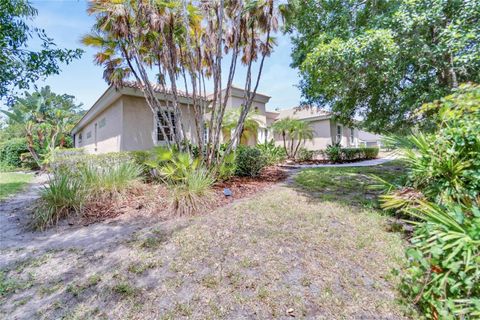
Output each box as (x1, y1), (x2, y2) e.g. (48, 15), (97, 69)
(0, 172), (33, 200)
(0, 162), (413, 319)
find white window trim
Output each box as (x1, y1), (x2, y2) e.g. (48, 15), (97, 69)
(155, 109), (176, 144)
(336, 125), (342, 143)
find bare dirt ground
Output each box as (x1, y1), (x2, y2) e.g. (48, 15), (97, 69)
(0, 167), (410, 319)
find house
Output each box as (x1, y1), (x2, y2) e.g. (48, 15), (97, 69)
(358, 130), (383, 147)
(268, 107), (360, 150)
(71, 83), (272, 153)
(71, 84), (360, 154)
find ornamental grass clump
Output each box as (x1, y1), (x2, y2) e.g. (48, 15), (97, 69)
(34, 157), (143, 229)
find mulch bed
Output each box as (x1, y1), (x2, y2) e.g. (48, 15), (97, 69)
(74, 166), (289, 226)
(211, 166), (289, 208)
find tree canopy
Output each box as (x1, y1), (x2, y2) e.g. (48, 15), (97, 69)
(83, 0), (281, 167)
(0, 86), (84, 166)
(0, 0), (83, 103)
(284, 0), (480, 133)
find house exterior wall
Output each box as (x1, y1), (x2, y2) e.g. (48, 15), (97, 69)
(224, 94), (269, 146)
(122, 96), (199, 151)
(273, 119), (360, 151)
(74, 98), (123, 153)
(302, 119), (335, 150)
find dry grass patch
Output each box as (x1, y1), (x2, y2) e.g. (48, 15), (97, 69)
(1, 181), (411, 319)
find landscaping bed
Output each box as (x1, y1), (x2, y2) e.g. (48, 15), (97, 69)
(63, 165), (289, 227)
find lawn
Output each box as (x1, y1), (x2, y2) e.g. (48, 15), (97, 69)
(294, 160), (407, 208)
(0, 172), (33, 200)
(0, 163), (412, 319)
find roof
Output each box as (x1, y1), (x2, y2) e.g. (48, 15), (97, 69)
(72, 82), (271, 134)
(276, 106), (332, 121)
(121, 81), (191, 98)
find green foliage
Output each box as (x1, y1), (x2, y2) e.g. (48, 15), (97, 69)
(145, 147), (201, 184)
(257, 140), (286, 165)
(217, 151), (236, 181)
(296, 147), (314, 161)
(324, 144), (379, 163)
(324, 143), (342, 163)
(144, 147), (215, 214)
(380, 85), (480, 318)
(1, 86), (84, 167)
(399, 202), (480, 319)
(285, 0), (480, 132)
(35, 155), (142, 229)
(0, 0), (82, 102)
(270, 117), (314, 158)
(388, 84), (480, 205)
(170, 167), (214, 215)
(0, 137), (28, 168)
(77, 161), (142, 194)
(34, 173), (85, 230)
(235, 146), (267, 177)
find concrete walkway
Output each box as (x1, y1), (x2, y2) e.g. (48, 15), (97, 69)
(282, 156), (396, 169)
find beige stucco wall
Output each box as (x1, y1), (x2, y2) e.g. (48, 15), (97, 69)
(272, 119), (360, 151)
(122, 96), (199, 151)
(74, 98), (123, 153)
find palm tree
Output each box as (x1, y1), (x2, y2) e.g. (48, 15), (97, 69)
(292, 121), (314, 158)
(271, 118), (314, 159)
(271, 117), (295, 157)
(0, 86), (82, 166)
(221, 108), (262, 145)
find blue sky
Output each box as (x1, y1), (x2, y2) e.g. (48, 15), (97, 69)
(24, 0), (302, 112)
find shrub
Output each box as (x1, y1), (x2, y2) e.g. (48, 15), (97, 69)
(144, 147), (214, 214)
(19, 152), (39, 170)
(398, 202), (480, 319)
(78, 161), (142, 194)
(0, 138), (29, 168)
(235, 146), (267, 177)
(257, 140), (286, 165)
(296, 147), (314, 161)
(217, 151), (236, 181)
(323, 144), (379, 163)
(324, 143), (342, 163)
(362, 147), (379, 159)
(381, 84), (480, 319)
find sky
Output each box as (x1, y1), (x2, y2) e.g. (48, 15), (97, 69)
(21, 0), (302, 112)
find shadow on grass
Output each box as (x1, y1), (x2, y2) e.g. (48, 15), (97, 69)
(289, 160), (407, 211)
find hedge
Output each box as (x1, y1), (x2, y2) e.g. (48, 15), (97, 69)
(323, 146), (379, 163)
(0, 138), (29, 168)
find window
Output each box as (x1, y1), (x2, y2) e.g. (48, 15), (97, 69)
(99, 117), (106, 128)
(86, 131), (92, 139)
(336, 125), (342, 143)
(350, 128), (355, 144)
(157, 110), (176, 141)
(78, 133), (82, 145)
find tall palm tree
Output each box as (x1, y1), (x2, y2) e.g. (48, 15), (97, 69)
(271, 117), (296, 157)
(292, 120), (314, 158)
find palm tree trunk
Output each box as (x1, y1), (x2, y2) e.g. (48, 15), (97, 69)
(282, 131), (287, 155)
(293, 139), (302, 158)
